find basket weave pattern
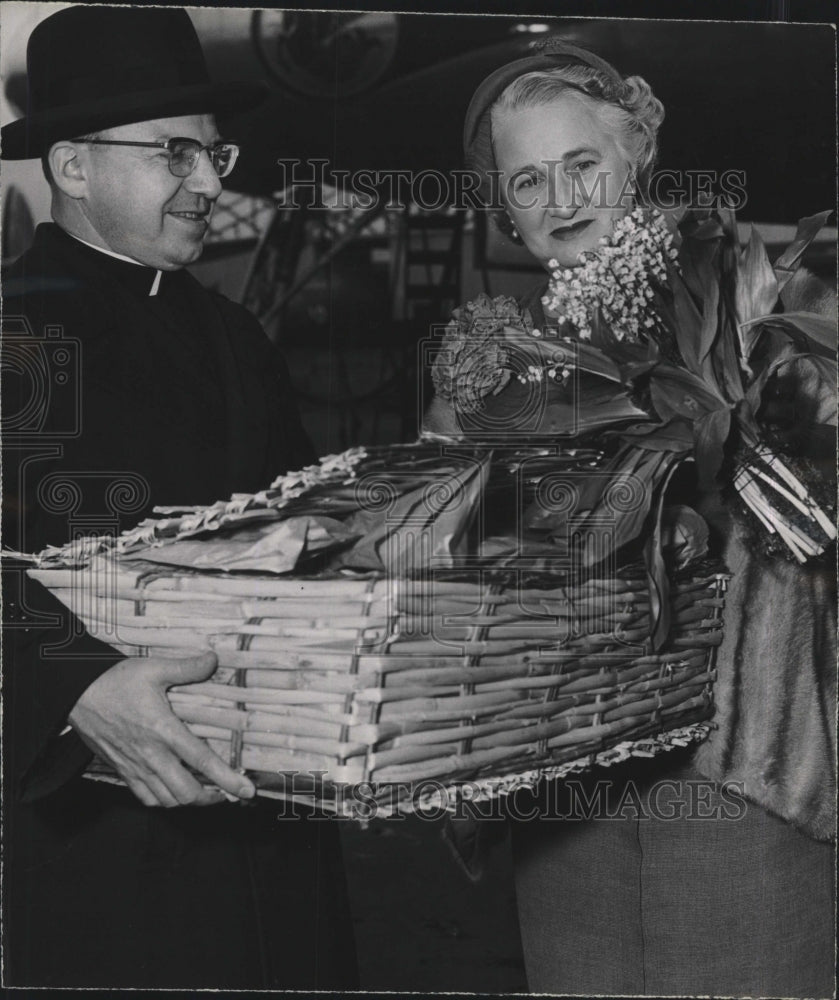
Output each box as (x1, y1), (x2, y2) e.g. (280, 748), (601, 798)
(32, 556), (726, 800)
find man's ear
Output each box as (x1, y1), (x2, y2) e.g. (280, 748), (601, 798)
(47, 141), (89, 199)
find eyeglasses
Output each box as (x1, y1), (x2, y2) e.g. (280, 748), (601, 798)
(70, 137), (240, 178)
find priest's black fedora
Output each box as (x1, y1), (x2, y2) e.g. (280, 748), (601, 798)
(1, 6), (267, 160)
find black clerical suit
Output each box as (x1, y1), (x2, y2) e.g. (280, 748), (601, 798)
(1, 223), (358, 989)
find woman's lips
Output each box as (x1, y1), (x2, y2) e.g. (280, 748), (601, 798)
(550, 219), (593, 241)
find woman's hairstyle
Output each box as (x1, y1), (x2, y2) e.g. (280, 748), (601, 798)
(465, 43), (664, 242)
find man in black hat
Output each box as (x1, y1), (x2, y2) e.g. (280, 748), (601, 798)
(1, 6), (357, 988)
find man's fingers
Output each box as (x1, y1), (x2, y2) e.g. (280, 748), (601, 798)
(141, 771), (225, 808)
(141, 773), (181, 808)
(122, 774), (165, 808)
(153, 651), (218, 688)
(96, 728), (223, 807)
(141, 742), (229, 806)
(170, 726), (255, 799)
(67, 653), (251, 806)
(93, 742), (174, 807)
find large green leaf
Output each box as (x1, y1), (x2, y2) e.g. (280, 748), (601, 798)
(743, 312), (838, 359)
(572, 448), (674, 571)
(710, 305), (746, 403)
(693, 407), (732, 490)
(680, 231), (721, 306)
(717, 206), (740, 248)
(649, 363), (726, 422)
(735, 226), (779, 326)
(535, 395), (649, 436)
(697, 264), (721, 366)
(669, 269), (703, 375)
(565, 340), (624, 382)
(773, 210), (834, 292)
(643, 457), (688, 650)
(661, 204), (689, 238)
(501, 326), (623, 382)
(688, 219), (725, 241)
(616, 417), (694, 453)
(674, 231), (726, 388)
(619, 358), (660, 383)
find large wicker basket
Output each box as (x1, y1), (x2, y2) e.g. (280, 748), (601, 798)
(30, 553), (726, 814)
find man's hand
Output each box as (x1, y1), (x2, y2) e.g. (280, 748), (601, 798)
(68, 652), (256, 807)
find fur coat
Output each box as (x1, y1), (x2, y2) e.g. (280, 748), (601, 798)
(692, 268), (837, 841)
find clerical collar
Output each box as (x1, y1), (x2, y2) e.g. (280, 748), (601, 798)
(63, 230), (163, 296)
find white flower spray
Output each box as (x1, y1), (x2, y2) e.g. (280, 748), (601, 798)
(541, 208), (678, 343)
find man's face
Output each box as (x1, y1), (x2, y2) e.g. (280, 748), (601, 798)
(79, 113), (223, 269)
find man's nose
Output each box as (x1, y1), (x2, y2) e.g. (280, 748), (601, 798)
(185, 149), (223, 199)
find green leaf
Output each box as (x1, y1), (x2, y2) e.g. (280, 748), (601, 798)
(710, 305), (746, 403)
(574, 449), (676, 571)
(669, 269), (703, 375)
(773, 210), (834, 291)
(689, 219), (725, 241)
(697, 266), (721, 365)
(679, 232), (720, 305)
(503, 327), (623, 383)
(661, 204), (689, 234)
(693, 407), (731, 490)
(535, 395), (649, 436)
(717, 206), (740, 248)
(644, 457), (688, 650)
(649, 363), (726, 422)
(645, 527), (671, 651)
(755, 312), (838, 358)
(734, 226), (779, 326)
(562, 339), (623, 382)
(619, 359), (660, 383)
(616, 418), (694, 453)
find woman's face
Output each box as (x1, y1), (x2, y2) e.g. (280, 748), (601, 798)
(493, 93), (634, 270)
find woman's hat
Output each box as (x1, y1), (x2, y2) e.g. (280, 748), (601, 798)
(1, 6), (267, 160)
(463, 38), (625, 187)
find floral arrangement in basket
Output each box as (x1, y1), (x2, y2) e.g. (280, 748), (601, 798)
(431, 206), (837, 642)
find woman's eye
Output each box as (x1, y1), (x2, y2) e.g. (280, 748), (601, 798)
(514, 173), (541, 191)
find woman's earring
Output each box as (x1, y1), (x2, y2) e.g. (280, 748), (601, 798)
(511, 225), (519, 240)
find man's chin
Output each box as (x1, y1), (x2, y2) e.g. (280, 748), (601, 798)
(161, 243), (206, 270)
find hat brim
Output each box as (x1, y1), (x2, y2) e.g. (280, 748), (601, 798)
(462, 43), (626, 158)
(1, 80), (268, 160)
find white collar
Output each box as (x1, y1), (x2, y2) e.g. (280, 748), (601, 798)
(63, 230), (163, 295)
